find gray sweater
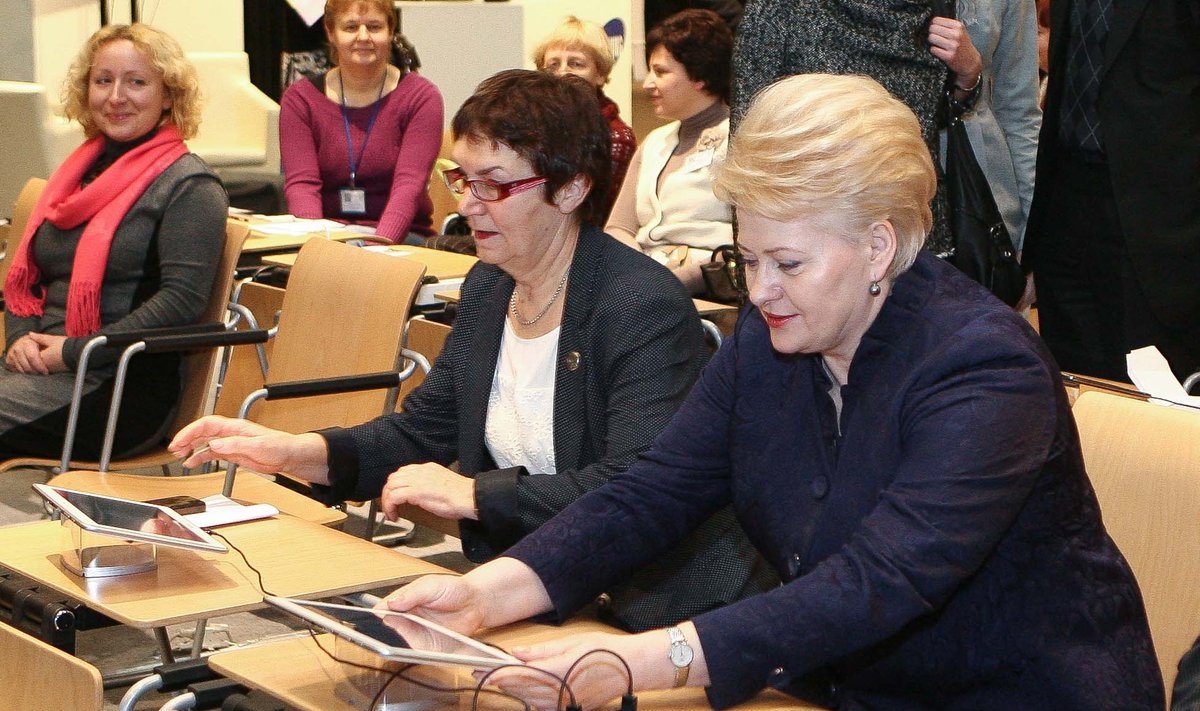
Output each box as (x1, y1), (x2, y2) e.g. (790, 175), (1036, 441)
(4, 153), (227, 371)
(732, 0), (953, 254)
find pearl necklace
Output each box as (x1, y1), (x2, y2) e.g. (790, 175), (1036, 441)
(509, 270), (569, 326)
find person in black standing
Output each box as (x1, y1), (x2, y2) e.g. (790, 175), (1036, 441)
(1023, 0), (1200, 382)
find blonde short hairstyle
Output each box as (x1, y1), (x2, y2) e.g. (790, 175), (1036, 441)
(714, 74), (935, 278)
(62, 24), (201, 140)
(532, 16), (614, 83)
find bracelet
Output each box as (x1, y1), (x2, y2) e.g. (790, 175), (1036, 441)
(954, 72), (983, 93)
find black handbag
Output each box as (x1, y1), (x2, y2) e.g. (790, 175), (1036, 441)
(700, 245), (743, 304)
(935, 1), (1025, 307)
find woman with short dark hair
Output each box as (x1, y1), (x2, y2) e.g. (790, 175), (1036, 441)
(175, 69), (772, 633)
(605, 9), (735, 295)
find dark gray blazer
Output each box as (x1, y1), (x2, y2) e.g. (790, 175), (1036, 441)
(318, 225), (773, 631)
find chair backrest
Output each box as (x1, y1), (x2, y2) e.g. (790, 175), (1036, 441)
(251, 238), (427, 432)
(2, 177), (47, 287)
(1073, 392), (1200, 698)
(214, 280), (285, 419)
(428, 130), (460, 233)
(165, 219), (250, 437)
(0, 623), (102, 711)
(397, 317), (453, 408)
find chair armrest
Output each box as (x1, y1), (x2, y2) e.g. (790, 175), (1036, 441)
(139, 328), (270, 354)
(101, 322), (228, 350)
(262, 370), (409, 400)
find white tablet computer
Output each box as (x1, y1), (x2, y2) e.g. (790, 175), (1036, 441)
(33, 484), (227, 553)
(265, 596), (521, 670)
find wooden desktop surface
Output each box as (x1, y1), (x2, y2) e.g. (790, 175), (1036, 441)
(238, 224), (363, 255)
(434, 289), (736, 318)
(48, 470), (346, 527)
(260, 244), (478, 281)
(0, 514), (448, 628)
(209, 619), (818, 711)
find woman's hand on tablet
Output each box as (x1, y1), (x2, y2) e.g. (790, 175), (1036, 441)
(386, 559), (554, 633)
(383, 574), (488, 635)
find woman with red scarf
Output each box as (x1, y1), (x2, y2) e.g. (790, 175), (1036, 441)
(0, 24), (226, 460)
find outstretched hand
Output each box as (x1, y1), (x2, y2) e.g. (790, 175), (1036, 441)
(168, 415), (331, 484)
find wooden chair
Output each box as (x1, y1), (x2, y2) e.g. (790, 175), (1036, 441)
(395, 316), (452, 406)
(1, 177), (47, 286)
(0, 218), (250, 475)
(390, 316), (460, 538)
(213, 280), (284, 419)
(0, 623), (102, 711)
(232, 238), (427, 432)
(1073, 392), (1200, 699)
(428, 130), (460, 233)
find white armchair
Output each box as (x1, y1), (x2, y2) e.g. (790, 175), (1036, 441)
(187, 51), (280, 175)
(0, 81), (82, 212)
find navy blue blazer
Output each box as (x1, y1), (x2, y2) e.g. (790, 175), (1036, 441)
(509, 252), (1162, 709)
(319, 226), (773, 631)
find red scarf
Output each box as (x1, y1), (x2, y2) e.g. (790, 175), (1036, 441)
(4, 124), (188, 337)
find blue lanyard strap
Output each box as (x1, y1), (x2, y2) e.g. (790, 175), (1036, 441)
(338, 70), (387, 187)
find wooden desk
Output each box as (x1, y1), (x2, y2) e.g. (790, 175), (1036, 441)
(0, 515), (448, 628)
(209, 620), (818, 711)
(47, 470), (346, 527)
(240, 228), (362, 255)
(435, 290), (736, 319)
(261, 245), (478, 282)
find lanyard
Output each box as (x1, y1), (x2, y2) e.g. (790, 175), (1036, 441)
(338, 70), (387, 188)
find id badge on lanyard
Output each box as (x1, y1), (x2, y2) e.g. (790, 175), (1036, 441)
(339, 72), (385, 218)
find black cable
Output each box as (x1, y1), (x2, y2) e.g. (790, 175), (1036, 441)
(305, 628), (530, 710)
(209, 530), (277, 597)
(208, 531), (533, 709)
(561, 648), (636, 711)
(473, 663), (574, 711)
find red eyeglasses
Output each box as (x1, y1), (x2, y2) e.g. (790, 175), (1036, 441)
(442, 166), (548, 202)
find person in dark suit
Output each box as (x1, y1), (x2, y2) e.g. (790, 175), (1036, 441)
(1023, 0), (1200, 382)
(382, 74), (1161, 711)
(172, 69), (772, 633)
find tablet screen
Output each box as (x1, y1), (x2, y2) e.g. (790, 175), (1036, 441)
(266, 597), (520, 669)
(32, 484), (227, 553)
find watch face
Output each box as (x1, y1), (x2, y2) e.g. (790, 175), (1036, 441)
(670, 643), (694, 667)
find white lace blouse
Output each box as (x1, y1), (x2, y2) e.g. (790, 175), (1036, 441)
(484, 319), (559, 475)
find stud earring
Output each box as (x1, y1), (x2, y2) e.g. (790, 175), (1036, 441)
(869, 280), (882, 296)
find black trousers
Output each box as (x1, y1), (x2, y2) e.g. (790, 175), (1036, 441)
(1033, 156), (1200, 383)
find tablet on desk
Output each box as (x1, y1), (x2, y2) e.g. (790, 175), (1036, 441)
(32, 484), (228, 553)
(265, 596), (521, 670)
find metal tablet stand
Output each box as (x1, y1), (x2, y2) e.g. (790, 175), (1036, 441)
(59, 517), (158, 578)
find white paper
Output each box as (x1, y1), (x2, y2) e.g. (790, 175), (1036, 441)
(364, 245), (412, 257)
(285, 0), (325, 27)
(1126, 346), (1200, 408)
(249, 219), (344, 236)
(185, 495), (279, 528)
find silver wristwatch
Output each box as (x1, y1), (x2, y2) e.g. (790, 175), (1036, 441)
(667, 626), (694, 688)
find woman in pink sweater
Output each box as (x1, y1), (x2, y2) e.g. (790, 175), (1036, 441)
(279, 0), (443, 243)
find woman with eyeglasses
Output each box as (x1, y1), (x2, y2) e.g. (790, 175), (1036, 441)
(173, 69), (774, 633)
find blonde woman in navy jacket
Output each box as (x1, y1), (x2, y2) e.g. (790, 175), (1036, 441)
(383, 74), (1160, 710)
